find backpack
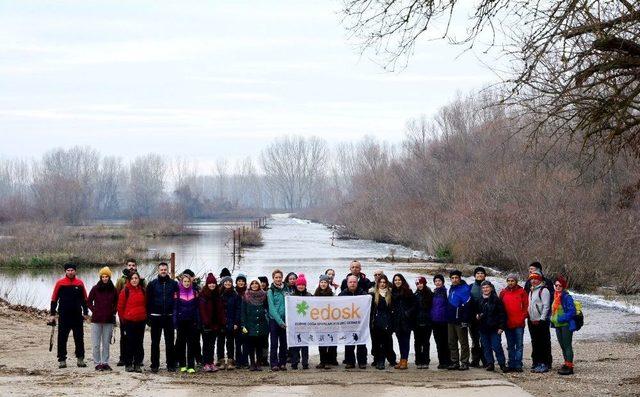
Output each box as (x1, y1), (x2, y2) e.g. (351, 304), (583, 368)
(573, 300), (584, 331)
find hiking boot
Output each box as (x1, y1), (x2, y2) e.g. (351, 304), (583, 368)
(358, 364), (367, 370)
(279, 365), (287, 371)
(150, 366), (159, 373)
(459, 363), (469, 371)
(470, 360), (481, 368)
(291, 364), (299, 370)
(77, 358), (87, 368)
(558, 365), (574, 375)
(125, 365), (134, 372)
(315, 363), (326, 369)
(499, 364), (507, 373)
(397, 359), (408, 370)
(437, 363), (448, 369)
(226, 359), (236, 370)
(485, 364), (495, 372)
(58, 360), (67, 369)
(376, 362), (385, 370)
(133, 365), (142, 373)
(271, 366), (279, 371)
(116, 360), (125, 367)
(167, 367), (177, 372)
(345, 363), (355, 369)
(447, 363), (460, 370)
(302, 364), (309, 370)
(502, 367), (513, 373)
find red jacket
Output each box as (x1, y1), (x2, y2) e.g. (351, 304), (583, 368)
(117, 283), (147, 322)
(499, 285), (529, 329)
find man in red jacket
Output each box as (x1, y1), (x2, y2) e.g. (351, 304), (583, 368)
(499, 273), (528, 372)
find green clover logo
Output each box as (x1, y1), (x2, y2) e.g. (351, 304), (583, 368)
(296, 300), (309, 316)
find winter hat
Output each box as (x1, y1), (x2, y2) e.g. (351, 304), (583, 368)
(64, 263), (77, 270)
(506, 273), (519, 282)
(529, 261), (543, 271)
(99, 266), (112, 278)
(433, 274), (445, 284)
(319, 274), (331, 283)
(258, 276), (269, 285)
(296, 273), (307, 286)
(449, 270), (462, 278)
(236, 273), (247, 283)
(220, 267), (232, 278)
(416, 276), (427, 285)
(555, 275), (568, 289)
(183, 269), (195, 278)
(286, 272), (298, 282)
(220, 276), (233, 286)
(474, 266), (486, 275)
(528, 270), (543, 280)
(206, 273), (217, 285)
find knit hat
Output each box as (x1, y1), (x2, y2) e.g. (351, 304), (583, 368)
(98, 266), (112, 278)
(529, 261), (542, 271)
(474, 266), (486, 275)
(416, 276), (427, 285)
(449, 270), (462, 278)
(319, 274), (331, 283)
(220, 267), (231, 278)
(236, 273), (247, 283)
(258, 276), (269, 285)
(220, 276), (233, 286)
(183, 269), (195, 278)
(506, 273), (519, 282)
(206, 273), (217, 285)
(249, 278), (261, 288)
(528, 270), (543, 280)
(64, 263), (77, 270)
(433, 274), (445, 284)
(296, 273), (307, 286)
(555, 275), (568, 289)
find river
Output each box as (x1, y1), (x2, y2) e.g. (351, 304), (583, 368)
(1, 214), (638, 340)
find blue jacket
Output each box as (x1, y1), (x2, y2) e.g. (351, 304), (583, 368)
(221, 288), (242, 332)
(146, 275), (179, 316)
(267, 283), (290, 326)
(446, 280), (472, 324)
(431, 286), (448, 323)
(551, 291), (577, 332)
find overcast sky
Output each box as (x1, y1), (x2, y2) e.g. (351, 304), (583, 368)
(0, 0), (496, 166)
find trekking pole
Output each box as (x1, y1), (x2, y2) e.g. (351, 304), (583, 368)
(47, 319), (57, 352)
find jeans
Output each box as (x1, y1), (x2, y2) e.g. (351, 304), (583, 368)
(290, 346), (309, 366)
(269, 319), (287, 367)
(555, 326), (574, 364)
(344, 344), (367, 366)
(413, 325), (432, 365)
(91, 322), (113, 365)
(395, 330), (411, 360)
(123, 320), (145, 366)
(149, 315), (175, 369)
(504, 327), (524, 369)
(175, 320), (198, 369)
(57, 318), (84, 362)
(432, 322), (450, 366)
(528, 319), (552, 367)
(447, 323), (470, 364)
(479, 330), (506, 366)
(202, 329), (218, 365)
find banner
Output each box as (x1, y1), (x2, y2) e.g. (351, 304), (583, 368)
(285, 295), (371, 347)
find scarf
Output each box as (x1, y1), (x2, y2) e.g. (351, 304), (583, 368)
(551, 291), (567, 327)
(379, 288), (388, 298)
(243, 289), (267, 306)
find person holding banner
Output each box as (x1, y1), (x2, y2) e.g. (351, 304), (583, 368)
(339, 275), (369, 369)
(289, 274), (312, 369)
(391, 274), (416, 370)
(268, 269), (290, 371)
(314, 274), (336, 369)
(370, 274), (397, 370)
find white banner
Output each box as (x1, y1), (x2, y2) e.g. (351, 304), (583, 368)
(285, 295), (371, 347)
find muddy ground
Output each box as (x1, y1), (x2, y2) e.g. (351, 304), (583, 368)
(0, 302), (638, 396)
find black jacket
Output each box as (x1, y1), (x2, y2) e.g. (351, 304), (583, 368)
(146, 275), (179, 316)
(475, 293), (507, 332)
(340, 273), (373, 292)
(414, 288), (433, 328)
(50, 276), (88, 325)
(391, 289), (416, 333)
(370, 292), (394, 333)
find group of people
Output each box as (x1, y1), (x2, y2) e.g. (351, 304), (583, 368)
(49, 259), (579, 376)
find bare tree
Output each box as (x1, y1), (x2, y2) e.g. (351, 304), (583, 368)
(95, 156), (124, 218)
(127, 154), (166, 219)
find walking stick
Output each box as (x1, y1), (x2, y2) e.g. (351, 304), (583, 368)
(47, 319), (57, 352)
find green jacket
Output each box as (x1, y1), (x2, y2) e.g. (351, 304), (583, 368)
(241, 299), (268, 336)
(267, 283), (289, 326)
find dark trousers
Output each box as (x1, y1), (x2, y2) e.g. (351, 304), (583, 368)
(235, 333), (247, 366)
(202, 329), (217, 365)
(414, 325), (432, 365)
(469, 320), (485, 365)
(216, 329), (235, 360)
(149, 315), (175, 369)
(528, 320), (552, 367)
(123, 320), (145, 366)
(261, 336), (269, 364)
(372, 328), (396, 365)
(57, 319), (84, 362)
(246, 335), (267, 366)
(269, 319), (287, 367)
(432, 322), (451, 366)
(319, 346), (337, 365)
(118, 324), (125, 362)
(194, 328), (202, 364)
(290, 346), (309, 366)
(175, 320), (198, 369)
(345, 344), (368, 366)
(395, 330), (411, 360)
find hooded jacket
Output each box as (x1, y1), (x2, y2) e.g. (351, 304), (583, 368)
(499, 285), (529, 329)
(267, 283), (289, 326)
(430, 286), (448, 323)
(528, 283), (551, 321)
(174, 284), (199, 327)
(446, 280), (472, 324)
(117, 283), (146, 322)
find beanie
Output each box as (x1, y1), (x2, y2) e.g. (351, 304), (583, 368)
(183, 269), (195, 278)
(296, 273), (307, 286)
(529, 261), (542, 271)
(416, 276), (427, 285)
(433, 274), (445, 284)
(474, 266), (486, 275)
(98, 266), (112, 278)
(236, 273), (247, 283)
(319, 274), (331, 283)
(206, 272), (217, 285)
(220, 276), (233, 286)
(64, 263), (77, 270)
(506, 273), (519, 282)
(220, 267), (231, 278)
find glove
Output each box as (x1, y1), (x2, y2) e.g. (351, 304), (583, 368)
(242, 327), (248, 334)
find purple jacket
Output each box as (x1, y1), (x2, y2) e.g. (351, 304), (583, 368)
(431, 286), (448, 323)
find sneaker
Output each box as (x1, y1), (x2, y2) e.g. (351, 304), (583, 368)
(102, 364), (113, 371)
(180, 367), (188, 373)
(116, 360), (125, 367)
(77, 358), (87, 368)
(447, 363), (460, 370)
(271, 366), (279, 372)
(558, 365), (574, 375)
(315, 363), (325, 369)
(279, 365), (287, 371)
(345, 363), (355, 369)
(133, 365), (143, 373)
(437, 364), (448, 370)
(376, 362), (385, 370)
(150, 367), (159, 373)
(358, 364), (367, 370)
(210, 364), (220, 372)
(255, 366), (263, 371)
(531, 364), (542, 373)
(125, 365), (134, 372)
(58, 360), (67, 369)
(203, 364), (212, 372)
(533, 364), (549, 373)
(187, 368), (196, 374)
(95, 364), (103, 371)
(459, 363), (469, 371)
